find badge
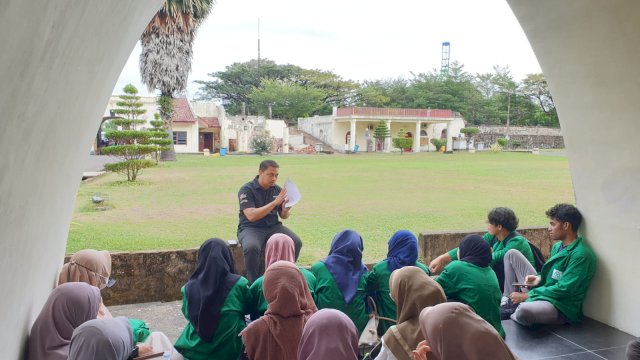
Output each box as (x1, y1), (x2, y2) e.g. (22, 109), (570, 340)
(551, 269), (563, 280)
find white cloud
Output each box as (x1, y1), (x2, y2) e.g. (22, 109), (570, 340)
(114, 0), (541, 98)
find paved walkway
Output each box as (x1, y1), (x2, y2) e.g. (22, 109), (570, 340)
(83, 154), (120, 172)
(110, 301), (186, 342)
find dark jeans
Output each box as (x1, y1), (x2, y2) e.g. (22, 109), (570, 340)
(238, 224), (302, 283)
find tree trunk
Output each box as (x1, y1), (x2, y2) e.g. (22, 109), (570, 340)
(159, 92), (177, 161)
(160, 127), (177, 161)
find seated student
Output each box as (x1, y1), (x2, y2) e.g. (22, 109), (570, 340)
(366, 230), (430, 335)
(241, 261), (316, 360)
(175, 238), (250, 360)
(58, 249), (116, 318)
(375, 266), (446, 360)
(429, 207), (535, 291)
(28, 282), (101, 360)
(628, 339), (640, 360)
(311, 229), (369, 334)
(249, 233), (317, 320)
(502, 203), (596, 326)
(69, 317), (153, 360)
(298, 309), (359, 360)
(413, 303), (517, 360)
(58, 249), (179, 357)
(435, 234), (505, 338)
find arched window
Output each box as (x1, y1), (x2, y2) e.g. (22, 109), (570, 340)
(440, 128), (448, 139)
(345, 130), (351, 144)
(420, 130), (428, 137)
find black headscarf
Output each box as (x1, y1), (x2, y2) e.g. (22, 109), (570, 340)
(459, 234), (492, 268)
(185, 238), (241, 342)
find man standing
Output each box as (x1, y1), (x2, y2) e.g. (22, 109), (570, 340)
(502, 203), (596, 326)
(237, 159), (302, 283)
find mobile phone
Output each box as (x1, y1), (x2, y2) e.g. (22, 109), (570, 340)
(512, 282), (533, 287)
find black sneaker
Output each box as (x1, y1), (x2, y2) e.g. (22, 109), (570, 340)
(500, 298), (519, 320)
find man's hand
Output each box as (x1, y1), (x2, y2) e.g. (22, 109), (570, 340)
(429, 253), (452, 275)
(412, 340), (432, 360)
(510, 291), (529, 304)
(272, 187), (287, 206)
(525, 275), (541, 287)
(280, 202), (291, 219)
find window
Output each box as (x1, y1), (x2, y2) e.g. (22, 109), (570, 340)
(173, 131), (187, 145)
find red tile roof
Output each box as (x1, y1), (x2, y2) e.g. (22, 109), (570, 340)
(170, 98), (197, 123)
(199, 117), (220, 128)
(336, 107), (454, 119)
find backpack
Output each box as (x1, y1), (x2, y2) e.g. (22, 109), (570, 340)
(528, 241), (546, 272)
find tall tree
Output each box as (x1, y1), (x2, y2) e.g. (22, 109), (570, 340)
(139, 0), (215, 161)
(248, 79), (326, 123)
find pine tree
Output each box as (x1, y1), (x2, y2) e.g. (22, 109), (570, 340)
(373, 120), (390, 151)
(145, 113), (172, 164)
(102, 84), (157, 181)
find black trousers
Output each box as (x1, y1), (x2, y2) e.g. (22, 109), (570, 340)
(237, 224), (302, 283)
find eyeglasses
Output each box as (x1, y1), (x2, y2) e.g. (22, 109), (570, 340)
(70, 261), (116, 289)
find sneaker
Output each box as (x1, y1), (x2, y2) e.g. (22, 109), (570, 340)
(500, 298), (519, 320)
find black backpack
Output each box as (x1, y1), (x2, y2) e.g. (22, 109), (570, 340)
(528, 241), (546, 272)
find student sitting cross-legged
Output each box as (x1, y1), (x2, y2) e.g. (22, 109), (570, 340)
(241, 261), (317, 360)
(366, 230), (430, 335)
(412, 303), (517, 360)
(249, 233), (317, 320)
(298, 308), (360, 360)
(502, 203), (596, 327)
(375, 266), (446, 360)
(435, 234), (506, 338)
(310, 229), (369, 334)
(174, 238), (251, 360)
(69, 317), (154, 360)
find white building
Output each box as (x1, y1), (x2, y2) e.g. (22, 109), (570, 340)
(298, 107), (466, 153)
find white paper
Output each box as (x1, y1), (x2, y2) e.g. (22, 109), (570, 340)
(283, 178), (301, 208)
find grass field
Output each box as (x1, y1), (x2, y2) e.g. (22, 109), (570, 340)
(68, 152), (574, 264)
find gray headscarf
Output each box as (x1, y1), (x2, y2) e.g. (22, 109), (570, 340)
(69, 317), (134, 360)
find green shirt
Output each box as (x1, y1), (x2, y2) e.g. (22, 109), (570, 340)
(436, 261), (505, 338)
(248, 267), (317, 320)
(448, 232), (536, 269)
(366, 260), (430, 334)
(527, 237), (596, 323)
(175, 278), (251, 360)
(310, 261), (369, 334)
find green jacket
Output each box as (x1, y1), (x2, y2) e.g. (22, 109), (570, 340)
(366, 260), (430, 334)
(249, 267), (317, 320)
(175, 278), (251, 360)
(527, 237), (596, 323)
(448, 232), (535, 269)
(310, 261), (369, 334)
(436, 260), (505, 338)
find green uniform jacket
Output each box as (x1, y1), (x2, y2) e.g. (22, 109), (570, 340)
(527, 237), (596, 323)
(175, 278), (251, 360)
(248, 267), (317, 320)
(310, 261), (369, 334)
(448, 232), (535, 268)
(436, 261), (505, 338)
(366, 260), (430, 334)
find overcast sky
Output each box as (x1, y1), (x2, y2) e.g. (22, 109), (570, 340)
(114, 0), (541, 98)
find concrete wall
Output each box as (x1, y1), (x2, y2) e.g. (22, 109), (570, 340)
(173, 123), (200, 153)
(0, 1), (163, 357)
(509, 0), (640, 336)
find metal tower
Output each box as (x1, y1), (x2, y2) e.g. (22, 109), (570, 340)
(441, 41), (450, 74)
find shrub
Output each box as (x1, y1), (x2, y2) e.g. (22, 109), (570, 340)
(250, 129), (274, 155)
(430, 138), (447, 152)
(497, 138), (508, 147)
(392, 128), (413, 154)
(490, 143), (503, 152)
(512, 140), (522, 148)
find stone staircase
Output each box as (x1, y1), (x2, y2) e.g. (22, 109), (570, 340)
(289, 127), (337, 153)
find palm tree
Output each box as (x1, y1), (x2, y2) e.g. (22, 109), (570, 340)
(139, 0), (215, 160)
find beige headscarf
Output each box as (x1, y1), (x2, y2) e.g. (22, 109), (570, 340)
(419, 302), (517, 360)
(265, 233), (295, 268)
(382, 266), (446, 360)
(241, 261), (317, 360)
(58, 249), (113, 318)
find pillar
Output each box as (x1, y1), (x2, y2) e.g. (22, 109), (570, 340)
(446, 121), (453, 152)
(349, 120), (357, 152)
(413, 121), (421, 153)
(384, 120), (392, 152)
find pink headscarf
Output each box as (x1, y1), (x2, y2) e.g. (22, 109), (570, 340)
(298, 308), (359, 360)
(28, 282), (101, 360)
(265, 233), (295, 268)
(241, 261), (317, 360)
(418, 303), (517, 360)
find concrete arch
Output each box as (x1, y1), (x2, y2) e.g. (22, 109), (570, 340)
(0, 1), (163, 357)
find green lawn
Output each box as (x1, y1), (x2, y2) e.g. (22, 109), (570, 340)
(68, 152), (574, 264)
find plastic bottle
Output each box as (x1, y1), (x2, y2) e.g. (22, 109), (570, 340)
(162, 351), (171, 360)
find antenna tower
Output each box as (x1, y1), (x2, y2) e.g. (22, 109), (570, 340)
(441, 41), (450, 75)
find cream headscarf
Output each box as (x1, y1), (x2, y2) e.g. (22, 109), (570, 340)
(58, 249), (113, 318)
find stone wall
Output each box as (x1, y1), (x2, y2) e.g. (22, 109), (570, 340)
(471, 125), (565, 149)
(418, 226), (552, 264)
(66, 227), (553, 306)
